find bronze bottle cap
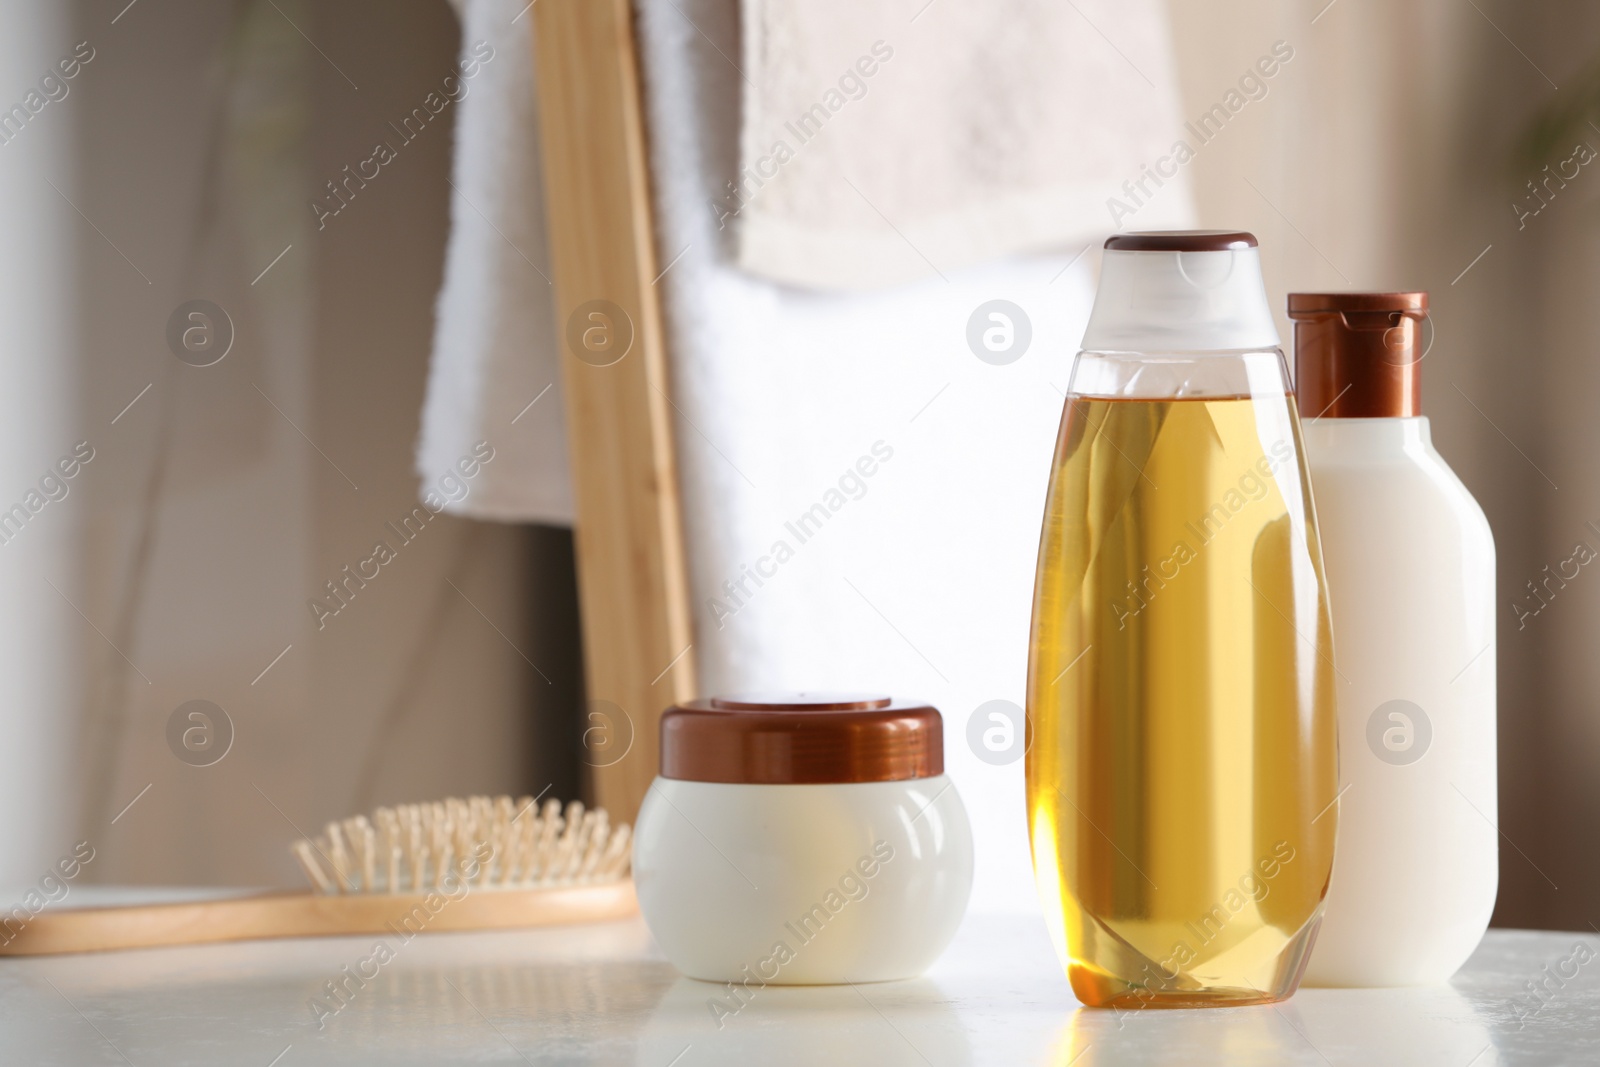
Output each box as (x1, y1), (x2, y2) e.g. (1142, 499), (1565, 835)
(1288, 291), (1428, 418)
(659, 693), (944, 784)
(1105, 230), (1258, 252)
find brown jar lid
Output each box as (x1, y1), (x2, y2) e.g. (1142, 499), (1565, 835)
(659, 693), (944, 784)
(1104, 230), (1258, 252)
(1289, 291), (1428, 418)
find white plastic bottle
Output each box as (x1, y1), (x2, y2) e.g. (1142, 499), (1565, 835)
(1290, 292), (1497, 987)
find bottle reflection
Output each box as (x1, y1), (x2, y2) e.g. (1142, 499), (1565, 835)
(1051, 983), (1499, 1066)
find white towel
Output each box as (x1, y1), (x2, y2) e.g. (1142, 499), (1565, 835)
(634, 0), (1193, 913)
(416, 0), (572, 522)
(732, 0), (1193, 289)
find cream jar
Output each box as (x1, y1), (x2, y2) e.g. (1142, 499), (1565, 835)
(633, 693), (973, 985)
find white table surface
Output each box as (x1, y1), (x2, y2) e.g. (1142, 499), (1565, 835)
(1, 893), (1597, 1066)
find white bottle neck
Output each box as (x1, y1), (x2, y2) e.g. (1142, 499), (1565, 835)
(1302, 415), (1434, 460)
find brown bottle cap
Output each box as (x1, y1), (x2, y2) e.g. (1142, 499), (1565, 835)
(1104, 230), (1258, 252)
(1288, 291), (1428, 418)
(659, 693), (944, 784)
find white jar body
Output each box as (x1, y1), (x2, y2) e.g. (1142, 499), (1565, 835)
(633, 776), (973, 984)
(1301, 416), (1497, 986)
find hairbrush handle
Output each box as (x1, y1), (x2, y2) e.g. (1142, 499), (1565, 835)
(0, 880), (637, 956)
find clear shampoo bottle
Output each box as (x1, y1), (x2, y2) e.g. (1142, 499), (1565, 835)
(1027, 232), (1338, 1008)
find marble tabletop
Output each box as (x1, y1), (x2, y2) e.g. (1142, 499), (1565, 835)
(1, 892), (1597, 1066)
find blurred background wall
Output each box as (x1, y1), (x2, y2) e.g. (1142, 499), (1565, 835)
(0, 0), (582, 891)
(0, 0), (1596, 933)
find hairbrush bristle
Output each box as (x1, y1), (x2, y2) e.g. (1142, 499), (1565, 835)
(290, 795), (632, 895)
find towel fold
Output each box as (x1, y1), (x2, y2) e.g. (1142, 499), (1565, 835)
(416, 0), (572, 523)
(733, 0), (1193, 289)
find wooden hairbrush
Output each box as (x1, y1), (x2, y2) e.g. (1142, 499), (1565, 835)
(0, 795), (635, 956)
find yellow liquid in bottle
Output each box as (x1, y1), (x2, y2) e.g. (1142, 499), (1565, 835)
(1026, 393), (1337, 1008)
